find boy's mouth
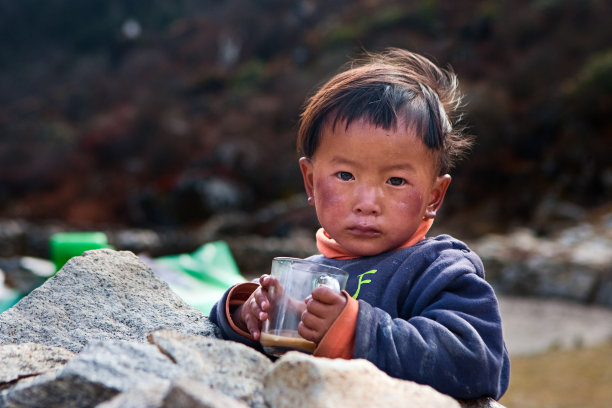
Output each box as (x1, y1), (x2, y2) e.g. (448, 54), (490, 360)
(347, 225), (381, 237)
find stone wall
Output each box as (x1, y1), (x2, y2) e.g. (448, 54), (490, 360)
(470, 213), (612, 308)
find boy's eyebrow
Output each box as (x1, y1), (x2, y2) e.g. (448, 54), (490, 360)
(330, 156), (357, 165)
(330, 156), (416, 172)
(380, 162), (416, 172)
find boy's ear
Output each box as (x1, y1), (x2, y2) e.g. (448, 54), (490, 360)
(299, 157), (315, 205)
(424, 174), (451, 219)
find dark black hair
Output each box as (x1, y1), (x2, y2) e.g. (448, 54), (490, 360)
(297, 48), (472, 174)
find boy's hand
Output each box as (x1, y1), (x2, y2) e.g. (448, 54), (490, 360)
(298, 287), (347, 344)
(232, 274), (279, 341)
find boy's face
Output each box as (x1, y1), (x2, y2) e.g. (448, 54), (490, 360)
(300, 118), (451, 257)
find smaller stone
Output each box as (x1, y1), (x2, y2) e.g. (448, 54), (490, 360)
(4, 340), (179, 408)
(459, 397), (506, 408)
(148, 329), (271, 408)
(95, 383), (171, 408)
(0, 343), (74, 384)
(161, 377), (250, 408)
(263, 352), (461, 408)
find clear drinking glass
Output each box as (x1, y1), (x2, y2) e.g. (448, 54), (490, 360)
(259, 257), (348, 356)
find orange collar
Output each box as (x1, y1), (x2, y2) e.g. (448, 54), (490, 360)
(315, 218), (434, 259)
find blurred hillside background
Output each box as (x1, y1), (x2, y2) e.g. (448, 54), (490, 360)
(1, 1), (612, 407)
(1, 0), (611, 238)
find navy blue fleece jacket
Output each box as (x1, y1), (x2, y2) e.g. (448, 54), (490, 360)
(210, 234), (510, 400)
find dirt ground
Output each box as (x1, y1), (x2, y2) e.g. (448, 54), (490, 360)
(498, 296), (612, 408)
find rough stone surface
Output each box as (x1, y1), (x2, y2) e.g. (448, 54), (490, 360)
(2, 370), (116, 408)
(0, 249), (219, 352)
(161, 377), (251, 408)
(148, 329), (271, 408)
(2, 340), (179, 408)
(95, 383), (171, 408)
(96, 377), (251, 408)
(0, 343), (74, 385)
(263, 352), (461, 408)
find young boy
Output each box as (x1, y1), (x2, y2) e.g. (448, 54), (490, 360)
(210, 48), (510, 400)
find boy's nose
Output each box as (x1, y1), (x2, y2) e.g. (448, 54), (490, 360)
(352, 186), (382, 215)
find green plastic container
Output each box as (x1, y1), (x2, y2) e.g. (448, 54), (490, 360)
(155, 240), (246, 313)
(156, 241), (244, 289)
(49, 232), (111, 272)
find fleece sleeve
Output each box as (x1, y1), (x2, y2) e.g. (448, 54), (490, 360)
(352, 252), (510, 400)
(209, 282), (265, 353)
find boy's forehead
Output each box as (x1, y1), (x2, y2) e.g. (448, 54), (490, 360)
(322, 115), (413, 138)
(319, 117), (424, 152)
(316, 116), (441, 173)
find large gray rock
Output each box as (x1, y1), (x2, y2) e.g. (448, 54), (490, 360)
(0, 249), (218, 352)
(263, 352), (461, 408)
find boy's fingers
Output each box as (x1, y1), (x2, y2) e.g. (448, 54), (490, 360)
(311, 287), (345, 305)
(297, 321), (321, 343)
(244, 313), (260, 340)
(247, 296), (268, 320)
(300, 310), (324, 331)
(253, 292), (269, 312)
(258, 274), (270, 286)
(260, 274), (280, 289)
(304, 299), (328, 318)
(269, 278), (283, 294)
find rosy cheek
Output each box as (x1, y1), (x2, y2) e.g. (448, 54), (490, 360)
(315, 178), (344, 209)
(395, 191), (423, 218)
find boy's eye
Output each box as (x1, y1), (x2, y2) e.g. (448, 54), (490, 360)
(337, 171), (354, 181)
(387, 177), (406, 186)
